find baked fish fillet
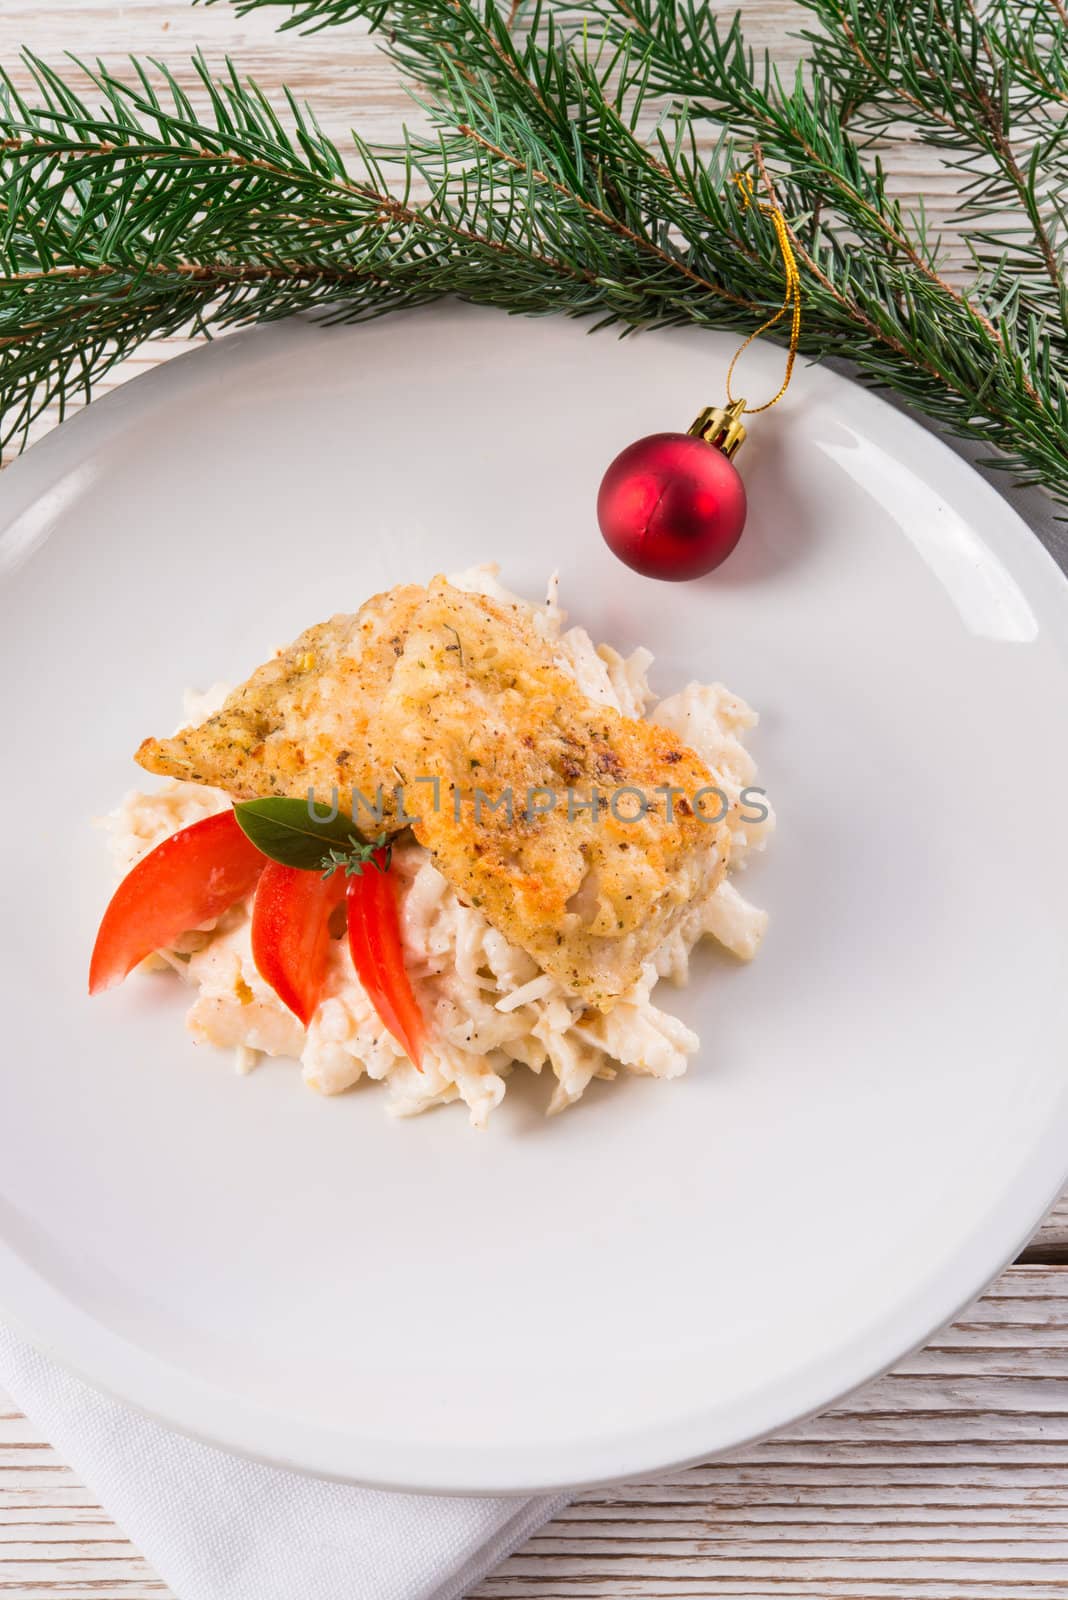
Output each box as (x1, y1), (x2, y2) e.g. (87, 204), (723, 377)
(369, 579), (728, 1006)
(137, 577), (728, 1005)
(136, 584), (424, 832)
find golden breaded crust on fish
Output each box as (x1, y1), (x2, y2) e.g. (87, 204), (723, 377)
(370, 579), (728, 1006)
(136, 585), (424, 831)
(136, 577), (728, 1006)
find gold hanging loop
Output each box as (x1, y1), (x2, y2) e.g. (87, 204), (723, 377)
(724, 170), (802, 416)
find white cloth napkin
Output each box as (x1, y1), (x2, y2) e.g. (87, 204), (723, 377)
(0, 1324), (567, 1600)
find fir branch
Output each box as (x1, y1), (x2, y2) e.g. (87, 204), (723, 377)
(800, 0), (1068, 335)
(2, 0), (1068, 505)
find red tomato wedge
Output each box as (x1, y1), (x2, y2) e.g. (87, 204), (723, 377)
(251, 861), (347, 1027)
(89, 810), (266, 995)
(346, 853), (426, 1070)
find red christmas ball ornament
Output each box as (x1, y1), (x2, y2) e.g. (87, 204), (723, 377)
(598, 400), (749, 581)
(597, 166), (803, 580)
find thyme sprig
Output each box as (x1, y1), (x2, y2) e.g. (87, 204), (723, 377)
(320, 835), (393, 880)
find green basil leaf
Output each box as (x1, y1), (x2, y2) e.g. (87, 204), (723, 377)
(233, 797), (368, 871)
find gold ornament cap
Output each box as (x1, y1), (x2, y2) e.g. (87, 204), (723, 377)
(687, 398), (747, 460)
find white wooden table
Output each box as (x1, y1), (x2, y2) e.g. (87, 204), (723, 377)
(3, 5), (1067, 1596)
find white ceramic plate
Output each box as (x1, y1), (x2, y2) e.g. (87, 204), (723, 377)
(2, 306), (1067, 1495)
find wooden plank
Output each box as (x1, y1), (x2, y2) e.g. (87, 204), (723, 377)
(1023, 1192), (1068, 1260)
(0, 1379), (168, 1595)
